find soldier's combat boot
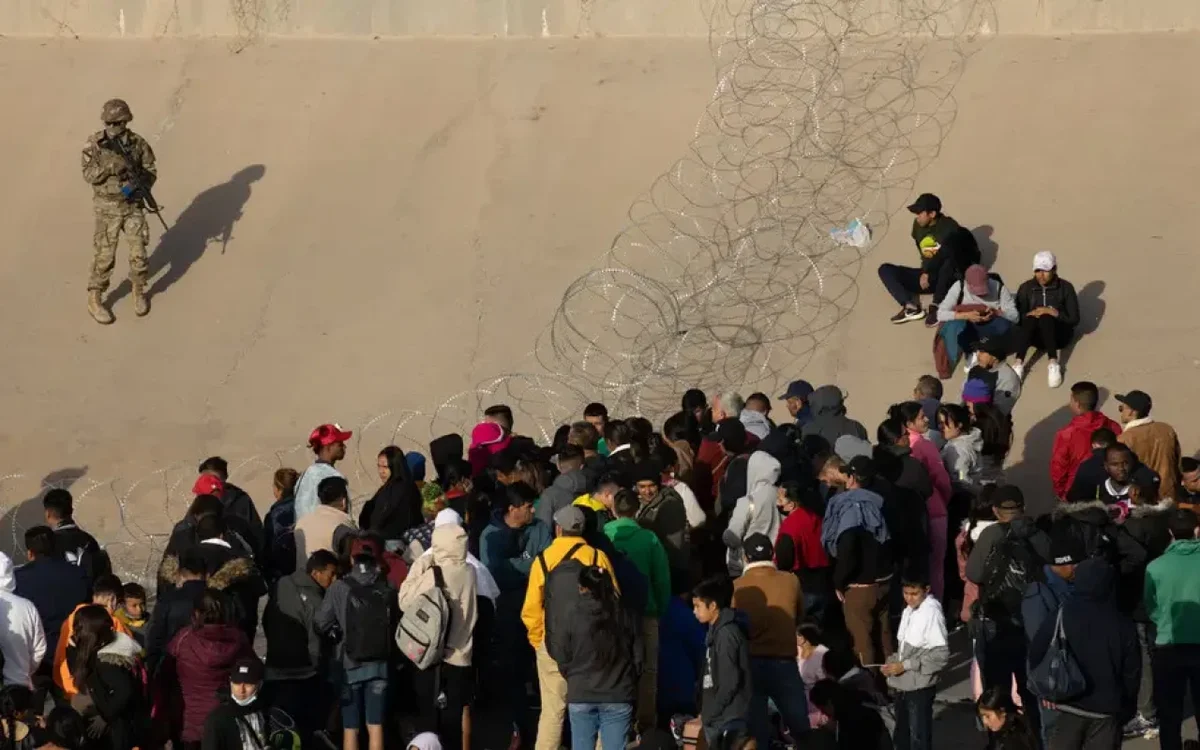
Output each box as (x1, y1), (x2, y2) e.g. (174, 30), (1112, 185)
(87, 291), (114, 325)
(132, 282), (150, 317)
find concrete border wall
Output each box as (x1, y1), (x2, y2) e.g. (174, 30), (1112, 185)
(4, 0), (1198, 37)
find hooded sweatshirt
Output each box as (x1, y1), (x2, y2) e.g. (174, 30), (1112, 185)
(1145, 539), (1200, 645)
(0, 554), (46, 689)
(399, 524), (479, 667)
(1051, 412), (1124, 500)
(800, 386), (868, 452)
(700, 608), (753, 734)
(723, 452), (782, 576)
(886, 594), (949, 692)
(168, 623), (253, 742)
(739, 410), (772, 440)
(1030, 560), (1139, 718)
(536, 469), (590, 529)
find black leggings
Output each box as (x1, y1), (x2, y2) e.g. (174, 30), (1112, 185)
(1013, 314), (1074, 360)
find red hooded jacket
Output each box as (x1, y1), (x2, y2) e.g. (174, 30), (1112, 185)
(1051, 411), (1123, 499)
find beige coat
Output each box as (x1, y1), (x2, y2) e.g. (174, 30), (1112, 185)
(1119, 418), (1181, 500)
(398, 524), (478, 667)
(294, 504), (357, 568)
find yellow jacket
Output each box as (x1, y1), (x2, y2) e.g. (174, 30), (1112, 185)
(521, 535), (618, 648)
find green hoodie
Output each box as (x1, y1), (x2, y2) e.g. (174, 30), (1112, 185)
(604, 517), (671, 617)
(1145, 539), (1200, 645)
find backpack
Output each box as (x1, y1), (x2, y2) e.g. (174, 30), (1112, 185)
(540, 543), (594, 661)
(977, 527), (1044, 622)
(395, 566), (452, 670)
(1029, 606), (1088, 701)
(342, 577), (394, 662)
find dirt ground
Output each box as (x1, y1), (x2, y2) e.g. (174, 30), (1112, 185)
(1, 31), (1198, 592)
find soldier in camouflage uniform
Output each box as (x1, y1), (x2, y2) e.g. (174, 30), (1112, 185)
(80, 99), (157, 324)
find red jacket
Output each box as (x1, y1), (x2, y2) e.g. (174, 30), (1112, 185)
(1051, 411), (1122, 499)
(166, 624), (253, 742)
(775, 505), (829, 572)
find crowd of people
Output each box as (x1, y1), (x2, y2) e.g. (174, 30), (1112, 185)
(0, 192), (1196, 750)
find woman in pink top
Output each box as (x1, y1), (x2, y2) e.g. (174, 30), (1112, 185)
(893, 401), (953, 599)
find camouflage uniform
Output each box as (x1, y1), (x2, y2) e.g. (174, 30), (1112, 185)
(81, 99), (156, 322)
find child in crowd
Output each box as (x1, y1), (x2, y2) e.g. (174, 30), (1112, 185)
(692, 576), (751, 749)
(882, 577), (949, 750)
(977, 686), (1037, 750)
(796, 623), (829, 729)
(114, 582), (149, 648)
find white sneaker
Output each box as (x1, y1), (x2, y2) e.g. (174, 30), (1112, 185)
(1048, 361), (1063, 388)
(1012, 361), (1025, 382)
(963, 351), (978, 374)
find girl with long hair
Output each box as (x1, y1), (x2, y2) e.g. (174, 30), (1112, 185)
(362, 445), (424, 544)
(977, 686), (1037, 750)
(69, 604), (147, 750)
(166, 590), (253, 749)
(549, 566), (639, 750)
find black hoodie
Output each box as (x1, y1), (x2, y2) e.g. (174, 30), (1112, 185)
(800, 386), (868, 455)
(701, 608), (752, 734)
(1028, 560), (1139, 719)
(1067, 449), (1160, 503)
(549, 595), (641, 705)
(1119, 499), (1173, 621)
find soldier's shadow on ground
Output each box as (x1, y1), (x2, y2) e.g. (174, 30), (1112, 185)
(107, 164), (266, 306)
(0, 467), (88, 561)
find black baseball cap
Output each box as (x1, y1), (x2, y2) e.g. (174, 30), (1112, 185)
(744, 533), (774, 562)
(778, 380), (815, 400)
(992, 485), (1025, 510)
(907, 193), (942, 214)
(230, 655), (264, 684)
(1115, 390), (1152, 417)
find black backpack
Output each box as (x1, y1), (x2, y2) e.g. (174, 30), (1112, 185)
(343, 577), (393, 662)
(977, 527), (1044, 623)
(540, 543), (596, 661)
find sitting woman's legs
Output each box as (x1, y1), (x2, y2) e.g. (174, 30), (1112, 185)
(1015, 314), (1073, 363)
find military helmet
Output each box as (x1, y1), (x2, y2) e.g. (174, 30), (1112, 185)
(101, 98), (133, 124)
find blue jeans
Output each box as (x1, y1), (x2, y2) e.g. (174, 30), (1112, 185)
(748, 657), (810, 749)
(894, 686), (935, 750)
(339, 677), (387, 729)
(941, 317), (1013, 366)
(568, 703), (633, 750)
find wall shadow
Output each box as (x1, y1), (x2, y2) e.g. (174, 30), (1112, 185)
(108, 164), (267, 306)
(0, 466), (89, 561)
(972, 225), (999, 269)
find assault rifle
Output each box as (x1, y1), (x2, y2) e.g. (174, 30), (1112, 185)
(99, 134), (169, 231)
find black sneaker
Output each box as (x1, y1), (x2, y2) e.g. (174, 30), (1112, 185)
(924, 305), (939, 327)
(890, 306), (925, 324)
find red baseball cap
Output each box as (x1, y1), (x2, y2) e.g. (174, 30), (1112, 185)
(309, 423), (353, 449)
(193, 474), (225, 497)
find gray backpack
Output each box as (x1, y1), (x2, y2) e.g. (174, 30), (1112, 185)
(395, 566), (451, 670)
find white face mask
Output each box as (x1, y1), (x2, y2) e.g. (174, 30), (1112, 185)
(231, 688), (259, 707)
